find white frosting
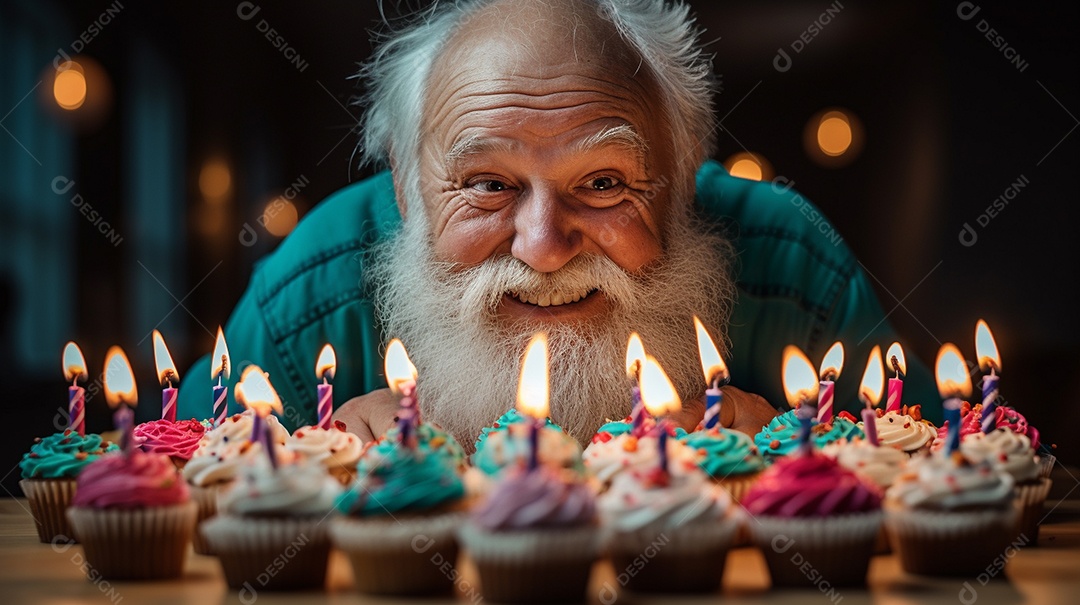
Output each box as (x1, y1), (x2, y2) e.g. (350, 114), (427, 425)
(474, 424), (582, 474)
(598, 468), (730, 533)
(182, 410), (290, 486)
(960, 427), (1040, 483)
(863, 412), (936, 452)
(886, 452), (1014, 510)
(831, 439), (907, 488)
(583, 433), (701, 488)
(283, 426), (363, 469)
(218, 456), (342, 516)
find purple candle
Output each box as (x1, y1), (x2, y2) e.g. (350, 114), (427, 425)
(152, 331), (180, 422)
(102, 346), (138, 456)
(315, 344), (337, 430)
(62, 342), (87, 437)
(211, 327), (231, 427)
(980, 370), (999, 434)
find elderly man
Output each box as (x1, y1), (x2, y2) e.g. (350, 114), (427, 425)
(177, 0), (937, 448)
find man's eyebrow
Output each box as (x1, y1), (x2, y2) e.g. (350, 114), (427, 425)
(573, 124), (649, 163)
(445, 136), (518, 168)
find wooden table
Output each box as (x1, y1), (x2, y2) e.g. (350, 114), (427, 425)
(4, 466), (1080, 604)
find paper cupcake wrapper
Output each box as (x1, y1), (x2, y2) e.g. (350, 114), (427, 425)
(716, 473), (760, 504)
(457, 523), (599, 603)
(747, 511), (883, 588)
(67, 502), (197, 580)
(1015, 478), (1052, 545)
(19, 478), (77, 544)
(604, 512), (740, 556)
(200, 515), (331, 590)
(1039, 454), (1057, 480)
(331, 513), (463, 595)
(327, 465), (356, 487)
(605, 515), (741, 594)
(189, 481), (231, 555)
(885, 505), (1019, 576)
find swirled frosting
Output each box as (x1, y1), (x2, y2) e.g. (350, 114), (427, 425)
(336, 440), (464, 516)
(72, 451), (189, 509)
(383, 422), (467, 470)
(959, 427), (1040, 483)
(133, 419), (206, 461)
(741, 452), (882, 517)
(598, 467), (730, 533)
(471, 466), (596, 530)
(932, 403), (1040, 451)
(886, 452), (1015, 510)
(471, 422), (584, 476)
(583, 430), (701, 487)
(824, 438), (908, 488)
(20, 431), (118, 479)
(218, 456), (342, 516)
(754, 409), (864, 460)
(182, 410), (290, 486)
(864, 410), (936, 453)
(474, 408), (563, 450)
(679, 427), (765, 478)
(589, 415), (688, 444)
(283, 425), (363, 470)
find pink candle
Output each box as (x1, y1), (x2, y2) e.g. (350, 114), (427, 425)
(816, 342), (844, 424)
(317, 382), (333, 430)
(817, 379), (834, 423)
(161, 384), (177, 422)
(314, 344), (337, 430)
(862, 407), (879, 446)
(68, 384), (85, 437)
(885, 343), (906, 413)
(886, 377), (903, 413)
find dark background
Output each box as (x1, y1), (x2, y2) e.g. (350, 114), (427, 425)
(1, 0), (1076, 496)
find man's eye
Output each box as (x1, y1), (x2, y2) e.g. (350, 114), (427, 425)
(589, 176), (620, 191)
(470, 180), (511, 193)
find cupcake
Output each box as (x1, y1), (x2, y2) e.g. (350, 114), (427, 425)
(66, 450), (196, 580)
(679, 426), (765, 502)
(201, 454), (342, 590)
(385, 421), (469, 470)
(133, 418), (206, 469)
(182, 410), (290, 555)
(282, 420), (363, 485)
(884, 451), (1018, 576)
(471, 419), (584, 478)
(822, 436), (908, 554)
(456, 466), (600, 603)
(598, 465), (741, 593)
(960, 427), (1050, 544)
(754, 408), (864, 463)
(931, 401), (1039, 452)
(330, 436), (468, 595)
(587, 413), (688, 443)
(861, 405), (936, 455)
(742, 451), (884, 587)
(583, 424), (701, 492)
(18, 430), (117, 543)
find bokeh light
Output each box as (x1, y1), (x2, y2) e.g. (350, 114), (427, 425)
(53, 62), (87, 110)
(804, 107), (863, 167)
(723, 152), (774, 182)
(199, 158), (232, 203)
(817, 112), (853, 156)
(262, 199), (299, 237)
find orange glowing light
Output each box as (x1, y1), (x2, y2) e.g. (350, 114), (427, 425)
(885, 342), (907, 377)
(858, 346), (885, 407)
(263, 199), (299, 237)
(211, 326), (231, 381)
(384, 338), (418, 395)
(625, 332), (646, 381)
(53, 62), (87, 110)
(694, 315), (729, 386)
(817, 111), (853, 157)
(517, 333), (550, 419)
(103, 346), (137, 409)
(935, 344), (973, 399)
(640, 355), (681, 417)
(782, 345), (819, 408)
(234, 365), (283, 417)
(723, 152), (773, 182)
(62, 341), (87, 384)
(315, 344), (336, 381)
(819, 341), (845, 381)
(152, 330), (179, 387)
(199, 158), (232, 203)
(975, 319), (1001, 373)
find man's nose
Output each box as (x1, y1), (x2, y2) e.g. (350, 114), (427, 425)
(510, 187), (582, 273)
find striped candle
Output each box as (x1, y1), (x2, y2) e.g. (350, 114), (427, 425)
(68, 385), (85, 437)
(980, 372), (999, 434)
(703, 386), (723, 430)
(161, 385), (177, 422)
(886, 377), (903, 413)
(817, 379), (834, 424)
(213, 378), (228, 427)
(316, 382), (333, 430)
(944, 397), (962, 454)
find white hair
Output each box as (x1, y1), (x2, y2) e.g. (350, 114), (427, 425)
(355, 0), (719, 207)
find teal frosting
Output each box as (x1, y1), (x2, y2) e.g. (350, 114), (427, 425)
(383, 422), (467, 469)
(470, 425), (585, 477)
(680, 427), (766, 477)
(754, 409), (864, 461)
(20, 432), (119, 479)
(591, 417), (688, 443)
(335, 439), (464, 516)
(474, 408), (562, 450)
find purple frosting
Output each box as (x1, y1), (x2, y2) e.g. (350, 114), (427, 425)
(471, 467), (595, 531)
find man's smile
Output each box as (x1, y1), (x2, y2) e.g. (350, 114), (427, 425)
(500, 289), (605, 320)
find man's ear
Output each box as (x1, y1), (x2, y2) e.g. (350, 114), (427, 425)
(389, 154), (408, 219)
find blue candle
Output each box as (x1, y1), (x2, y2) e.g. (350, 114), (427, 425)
(944, 397), (962, 454)
(796, 403), (817, 455)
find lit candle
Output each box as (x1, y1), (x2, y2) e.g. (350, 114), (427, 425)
(782, 345), (820, 455)
(640, 355), (681, 474)
(315, 344), (336, 430)
(694, 316), (729, 430)
(234, 365), (284, 469)
(817, 341), (845, 424)
(858, 346), (885, 446)
(516, 334), (550, 472)
(62, 342), (87, 437)
(885, 342), (906, 413)
(103, 346), (138, 455)
(210, 327), (231, 427)
(935, 343), (974, 455)
(975, 319), (1001, 434)
(625, 333), (647, 436)
(385, 339), (419, 449)
(152, 330), (179, 422)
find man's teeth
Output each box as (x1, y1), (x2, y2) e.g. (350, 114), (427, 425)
(511, 289), (592, 307)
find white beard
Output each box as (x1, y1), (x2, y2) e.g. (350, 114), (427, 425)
(367, 203), (736, 452)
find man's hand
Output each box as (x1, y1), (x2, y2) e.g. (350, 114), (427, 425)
(331, 388), (399, 442)
(670, 385), (779, 437)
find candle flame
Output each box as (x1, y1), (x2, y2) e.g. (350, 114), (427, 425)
(625, 332), (645, 380)
(859, 345), (885, 407)
(152, 330), (180, 387)
(517, 333), (550, 419)
(974, 319), (1001, 373)
(234, 365), (283, 417)
(315, 343), (337, 380)
(694, 316), (729, 386)
(62, 341), (87, 383)
(384, 339), (418, 395)
(211, 326), (231, 380)
(819, 341), (845, 381)
(885, 341), (907, 376)
(640, 355), (681, 417)
(782, 345), (819, 408)
(935, 343), (973, 399)
(103, 346), (138, 408)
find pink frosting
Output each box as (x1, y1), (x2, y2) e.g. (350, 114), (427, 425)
(741, 453), (882, 518)
(932, 404), (1040, 451)
(471, 467), (595, 530)
(73, 451), (189, 509)
(133, 419), (206, 460)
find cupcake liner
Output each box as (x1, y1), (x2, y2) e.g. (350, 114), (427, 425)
(19, 478), (78, 544)
(1039, 454), (1057, 480)
(67, 502), (197, 580)
(327, 465), (356, 487)
(884, 505), (1019, 576)
(331, 513), (463, 595)
(747, 511), (883, 588)
(190, 482), (230, 555)
(716, 473), (760, 504)
(201, 515), (331, 590)
(606, 515), (740, 593)
(1015, 478), (1052, 545)
(457, 522), (599, 603)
